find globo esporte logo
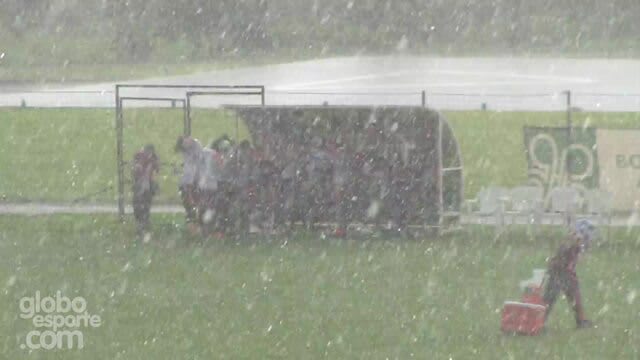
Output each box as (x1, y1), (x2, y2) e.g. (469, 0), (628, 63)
(18, 291), (101, 350)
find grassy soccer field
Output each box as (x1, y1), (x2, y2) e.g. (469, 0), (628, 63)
(0, 215), (638, 358)
(0, 108), (249, 204)
(1, 108), (639, 358)
(1, 108), (639, 203)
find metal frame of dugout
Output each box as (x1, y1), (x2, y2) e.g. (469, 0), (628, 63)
(114, 84), (265, 218)
(114, 84), (462, 234)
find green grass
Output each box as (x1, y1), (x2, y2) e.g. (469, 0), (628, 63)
(0, 108), (248, 203)
(2, 108), (639, 203)
(0, 215), (638, 358)
(446, 111), (640, 197)
(0, 60), (297, 84)
(0, 46), (319, 84)
(0, 63), (232, 84)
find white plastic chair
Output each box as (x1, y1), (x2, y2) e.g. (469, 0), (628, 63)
(465, 186), (510, 228)
(583, 189), (613, 239)
(506, 186), (544, 226)
(548, 186), (582, 226)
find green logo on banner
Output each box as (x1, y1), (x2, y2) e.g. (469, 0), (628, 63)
(523, 127), (598, 197)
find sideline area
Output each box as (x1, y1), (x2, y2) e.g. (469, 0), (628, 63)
(1, 202), (637, 228)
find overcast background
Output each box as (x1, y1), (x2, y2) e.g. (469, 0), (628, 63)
(1, 0), (638, 68)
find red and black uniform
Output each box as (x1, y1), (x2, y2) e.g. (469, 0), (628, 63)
(543, 242), (587, 325)
(131, 149), (159, 235)
(176, 137), (202, 225)
(197, 148), (224, 236)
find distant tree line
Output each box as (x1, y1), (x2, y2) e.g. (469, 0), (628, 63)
(0, 0), (638, 64)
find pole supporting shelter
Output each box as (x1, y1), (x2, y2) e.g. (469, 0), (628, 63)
(564, 89), (573, 185)
(114, 84), (266, 220)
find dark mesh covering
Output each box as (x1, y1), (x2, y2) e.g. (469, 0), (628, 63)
(227, 106), (462, 231)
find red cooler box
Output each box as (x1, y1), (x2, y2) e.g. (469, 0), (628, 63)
(521, 285), (545, 305)
(501, 301), (545, 335)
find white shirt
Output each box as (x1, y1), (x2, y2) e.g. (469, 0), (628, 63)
(179, 138), (202, 186)
(198, 148), (222, 191)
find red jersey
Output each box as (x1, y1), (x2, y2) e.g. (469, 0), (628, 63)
(132, 150), (159, 183)
(548, 243), (581, 278)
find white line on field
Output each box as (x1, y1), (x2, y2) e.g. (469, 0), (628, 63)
(432, 69), (595, 83)
(272, 70), (421, 90)
(273, 81), (570, 92)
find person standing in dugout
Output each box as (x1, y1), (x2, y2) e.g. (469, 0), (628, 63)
(197, 142), (224, 238)
(304, 136), (333, 230)
(175, 135), (203, 235)
(235, 140), (257, 236)
(211, 136), (235, 236)
(131, 144), (159, 240)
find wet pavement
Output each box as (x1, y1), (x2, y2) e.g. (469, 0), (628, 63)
(1, 56), (639, 111)
(0, 202), (636, 228)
